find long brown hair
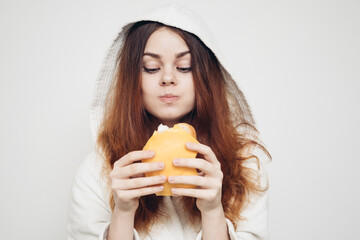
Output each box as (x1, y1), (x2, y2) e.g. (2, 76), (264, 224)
(97, 21), (270, 232)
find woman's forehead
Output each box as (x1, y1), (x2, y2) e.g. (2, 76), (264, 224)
(142, 50), (191, 59)
(144, 28), (188, 51)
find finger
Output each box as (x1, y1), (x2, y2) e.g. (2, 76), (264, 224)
(116, 162), (164, 178)
(115, 185), (164, 200)
(171, 187), (217, 201)
(112, 175), (166, 190)
(130, 173), (145, 179)
(114, 150), (155, 168)
(185, 142), (220, 168)
(168, 175), (219, 189)
(173, 158), (218, 177)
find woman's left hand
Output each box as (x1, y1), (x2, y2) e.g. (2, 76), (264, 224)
(168, 142), (224, 213)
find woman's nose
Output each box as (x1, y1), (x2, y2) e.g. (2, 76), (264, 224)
(160, 68), (177, 86)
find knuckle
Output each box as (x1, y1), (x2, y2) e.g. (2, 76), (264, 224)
(132, 178), (141, 187)
(127, 151), (135, 160)
(119, 192), (130, 201)
(119, 154), (129, 164)
(199, 161), (207, 170)
(197, 177), (205, 186)
(109, 170), (115, 179)
(113, 161), (120, 168)
(138, 188), (147, 196)
(128, 164), (137, 173)
(110, 179), (121, 190)
(215, 180), (222, 189)
(116, 191), (124, 199)
(110, 181), (116, 190)
(208, 191), (217, 201)
(218, 171), (224, 180)
(109, 169), (120, 180)
(205, 146), (212, 154)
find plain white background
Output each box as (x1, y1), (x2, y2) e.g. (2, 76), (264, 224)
(1, 0), (359, 239)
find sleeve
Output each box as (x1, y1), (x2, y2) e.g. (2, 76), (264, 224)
(195, 191), (269, 240)
(195, 147), (270, 240)
(67, 152), (143, 240)
(227, 190), (269, 240)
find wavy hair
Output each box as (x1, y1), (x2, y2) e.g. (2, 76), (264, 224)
(97, 21), (270, 232)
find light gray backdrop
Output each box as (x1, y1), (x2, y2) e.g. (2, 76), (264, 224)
(1, 0), (359, 239)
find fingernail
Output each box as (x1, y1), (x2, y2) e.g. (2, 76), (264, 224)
(173, 159), (179, 165)
(168, 176), (174, 182)
(158, 162), (164, 169)
(145, 151), (155, 157)
(186, 142), (193, 148)
(160, 175), (166, 181)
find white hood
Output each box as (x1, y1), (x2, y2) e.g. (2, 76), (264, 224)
(89, 3), (254, 140)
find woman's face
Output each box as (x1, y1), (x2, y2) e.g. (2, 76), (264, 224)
(141, 27), (195, 127)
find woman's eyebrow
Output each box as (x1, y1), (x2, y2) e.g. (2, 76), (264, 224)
(143, 50), (190, 59)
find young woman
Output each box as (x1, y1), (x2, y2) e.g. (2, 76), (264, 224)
(68, 4), (270, 240)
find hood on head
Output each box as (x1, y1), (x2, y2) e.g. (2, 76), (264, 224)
(90, 3), (254, 141)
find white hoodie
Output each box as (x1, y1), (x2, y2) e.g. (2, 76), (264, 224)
(67, 3), (269, 240)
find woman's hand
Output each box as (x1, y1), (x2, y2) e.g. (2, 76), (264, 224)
(109, 150), (166, 214)
(168, 142), (224, 213)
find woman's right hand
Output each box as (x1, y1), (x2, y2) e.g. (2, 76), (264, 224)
(109, 150), (166, 214)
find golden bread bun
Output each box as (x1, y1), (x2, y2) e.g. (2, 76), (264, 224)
(142, 123), (198, 196)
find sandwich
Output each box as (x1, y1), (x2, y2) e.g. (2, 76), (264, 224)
(142, 123), (199, 196)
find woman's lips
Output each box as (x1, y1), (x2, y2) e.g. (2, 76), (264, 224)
(159, 95), (179, 103)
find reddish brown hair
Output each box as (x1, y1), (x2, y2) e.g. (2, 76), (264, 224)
(97, 21), (270, 232)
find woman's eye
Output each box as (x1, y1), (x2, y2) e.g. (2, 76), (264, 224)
(143, 67), (160, 73)
(177, 67), (192, 73)
(143, 67), (192, 73)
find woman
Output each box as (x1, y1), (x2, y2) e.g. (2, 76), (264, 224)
(68, 3), (270, 240)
